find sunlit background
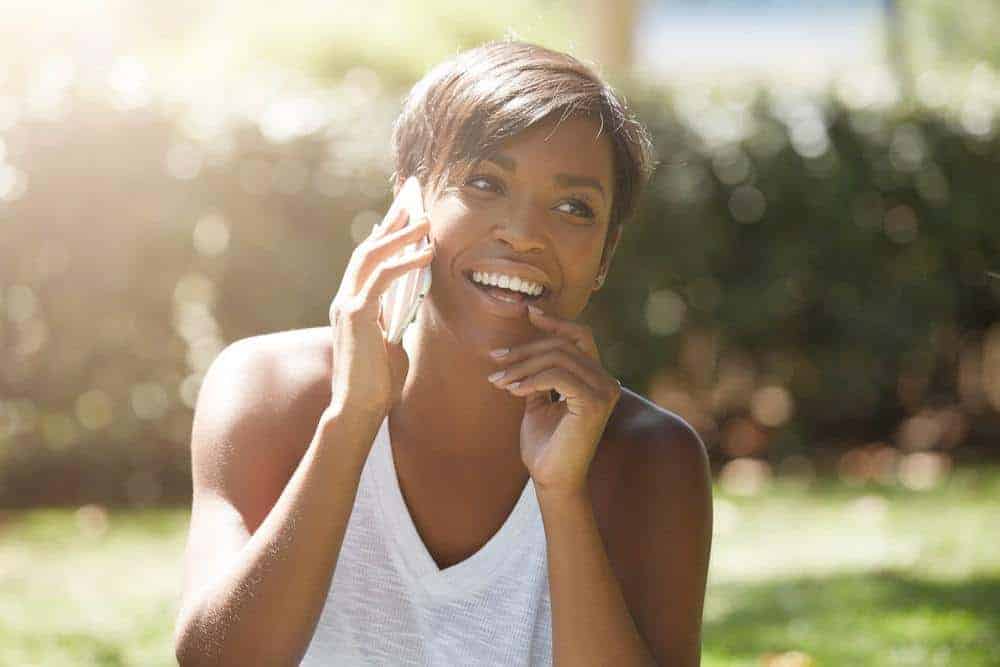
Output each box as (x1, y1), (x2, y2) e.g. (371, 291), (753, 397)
(1, 1), (998, 665)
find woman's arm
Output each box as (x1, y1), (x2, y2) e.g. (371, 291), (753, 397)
(174, 343), (384, 666)
(489, 309), (713, 665)
(539, 420), (713, 667)
(538, 486), (658, 666)
(176, 196), (434, 665)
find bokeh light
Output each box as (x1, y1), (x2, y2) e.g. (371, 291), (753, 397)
(645, 289), (686, 336)
(0, 2), (997, 666)
(75, 389), (114, 431)
(719, 457), (773, 496)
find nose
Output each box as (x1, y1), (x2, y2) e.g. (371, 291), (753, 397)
(493, 203), (547, 254)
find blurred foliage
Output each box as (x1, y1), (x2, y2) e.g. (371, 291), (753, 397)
(0, 48), (999, 507)
(0, 0), (583, 95)
(609, 79), (1000, 467)
(906, 0), (1000, 70)
(247, 0), (581, 88)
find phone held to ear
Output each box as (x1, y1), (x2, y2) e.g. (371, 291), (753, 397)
(379, 176), (433, 344)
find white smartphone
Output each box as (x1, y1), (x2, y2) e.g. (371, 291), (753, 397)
(379, 176), (432, 344)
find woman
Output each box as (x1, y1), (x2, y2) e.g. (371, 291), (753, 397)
(174, 40), (712, 666)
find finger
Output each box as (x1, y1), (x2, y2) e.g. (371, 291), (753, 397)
(342, 218), (427, 298)
(501, 367), (601, 412)
(366, 216), (430, 255)
(359, 244), (434, 303)
(371, 199), (409, 240)
(493, 335), (606, 376)
(526, 305), (600, 360)
(490, 336), (574, 363)
(489, 346), (604, 391)
(356, 219), (431, 284)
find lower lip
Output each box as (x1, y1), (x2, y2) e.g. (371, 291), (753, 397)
(464, 276), (543, 319)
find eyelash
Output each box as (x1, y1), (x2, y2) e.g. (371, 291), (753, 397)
(465, 175), (596, 220)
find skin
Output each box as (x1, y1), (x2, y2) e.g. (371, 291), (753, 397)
(254, 115), (713, 664)
(387, 114), (622, 522)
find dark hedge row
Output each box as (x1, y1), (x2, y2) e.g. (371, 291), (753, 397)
(0, 72), (997, 507)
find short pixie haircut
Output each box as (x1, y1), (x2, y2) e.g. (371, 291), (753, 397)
(390, 40), (655, 247)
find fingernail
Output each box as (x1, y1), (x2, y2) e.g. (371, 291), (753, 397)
(528, 305), (543, 316)
(488, 370), (506, 382)
(489, 348), (509, 358)
(506, 381), (520, 390)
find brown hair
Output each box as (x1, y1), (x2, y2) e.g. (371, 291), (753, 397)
(390, 40), (655, 247)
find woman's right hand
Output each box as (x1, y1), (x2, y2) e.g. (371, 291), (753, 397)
(326, 197), (433, 422)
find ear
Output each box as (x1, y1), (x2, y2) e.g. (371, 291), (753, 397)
(593, 225), (622, 291)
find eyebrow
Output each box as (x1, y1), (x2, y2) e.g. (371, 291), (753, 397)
(484, 154), (607, 201)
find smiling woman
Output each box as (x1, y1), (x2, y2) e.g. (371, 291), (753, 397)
(175, 40), (712, 667)
(392, 40), (653, 252)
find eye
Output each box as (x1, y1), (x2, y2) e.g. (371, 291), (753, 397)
(555, 198), (596, 221)
(465, 175), (503, 194)
(464, 175), (597, 222)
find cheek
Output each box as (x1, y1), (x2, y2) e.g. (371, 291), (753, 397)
(428, 199), (488, 248)
(562, 237), (605, 277)
(425, 200), (481, 278)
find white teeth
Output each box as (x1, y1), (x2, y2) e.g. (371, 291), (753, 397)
(470, 271), (544, 296)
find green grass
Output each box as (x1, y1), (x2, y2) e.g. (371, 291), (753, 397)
(0, 468), (998, 666)
(702, 467), (1000, 666)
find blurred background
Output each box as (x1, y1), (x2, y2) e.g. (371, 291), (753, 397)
(0, 1), (998, 665)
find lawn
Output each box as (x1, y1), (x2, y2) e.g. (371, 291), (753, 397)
(1, 467), (997, 666)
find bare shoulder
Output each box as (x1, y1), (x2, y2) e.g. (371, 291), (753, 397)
(211, 326), (333, 441)
(177, 326), (335, 632)
(595, 385), (713, 572)
(602, 386), (711, 486)
(591, 385), (712, 550)
(226, 325), (333, 409)
(599, 387), (714, 666)
(191, 326), (333, 527)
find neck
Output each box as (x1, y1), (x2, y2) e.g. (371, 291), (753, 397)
(387, 315), (527, 465)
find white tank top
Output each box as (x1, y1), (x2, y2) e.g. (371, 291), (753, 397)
(299, 415), (553, 666)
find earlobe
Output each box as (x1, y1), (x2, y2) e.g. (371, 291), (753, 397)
(593, 226), (622, 291)
(593, 262), (610, 291)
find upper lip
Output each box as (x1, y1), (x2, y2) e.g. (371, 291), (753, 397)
(464, 258), (554, 291)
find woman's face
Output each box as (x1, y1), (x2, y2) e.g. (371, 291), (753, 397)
(412, 114), (618, 353)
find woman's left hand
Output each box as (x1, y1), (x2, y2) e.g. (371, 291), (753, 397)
(488, 304), (622, 497)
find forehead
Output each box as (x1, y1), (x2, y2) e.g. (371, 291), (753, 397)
(489, 115), (615, 188)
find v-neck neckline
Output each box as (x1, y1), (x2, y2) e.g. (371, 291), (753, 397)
(370, 415), (539, 600)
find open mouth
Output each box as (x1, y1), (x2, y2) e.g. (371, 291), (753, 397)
(463, 271), (548, 306)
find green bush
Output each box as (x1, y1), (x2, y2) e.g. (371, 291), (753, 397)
(0, 66), (997, 507)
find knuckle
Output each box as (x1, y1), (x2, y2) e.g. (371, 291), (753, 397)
(339, 302), (364, 321)
(354, 236), (375, 255)
(333, 294), (368, 318)
(605, 380), (621, 402)
(376, 261), (405, 286)
(551, 348), (573, 365)
(368, 234), (394, 254)
(558, 338), (576, 352)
